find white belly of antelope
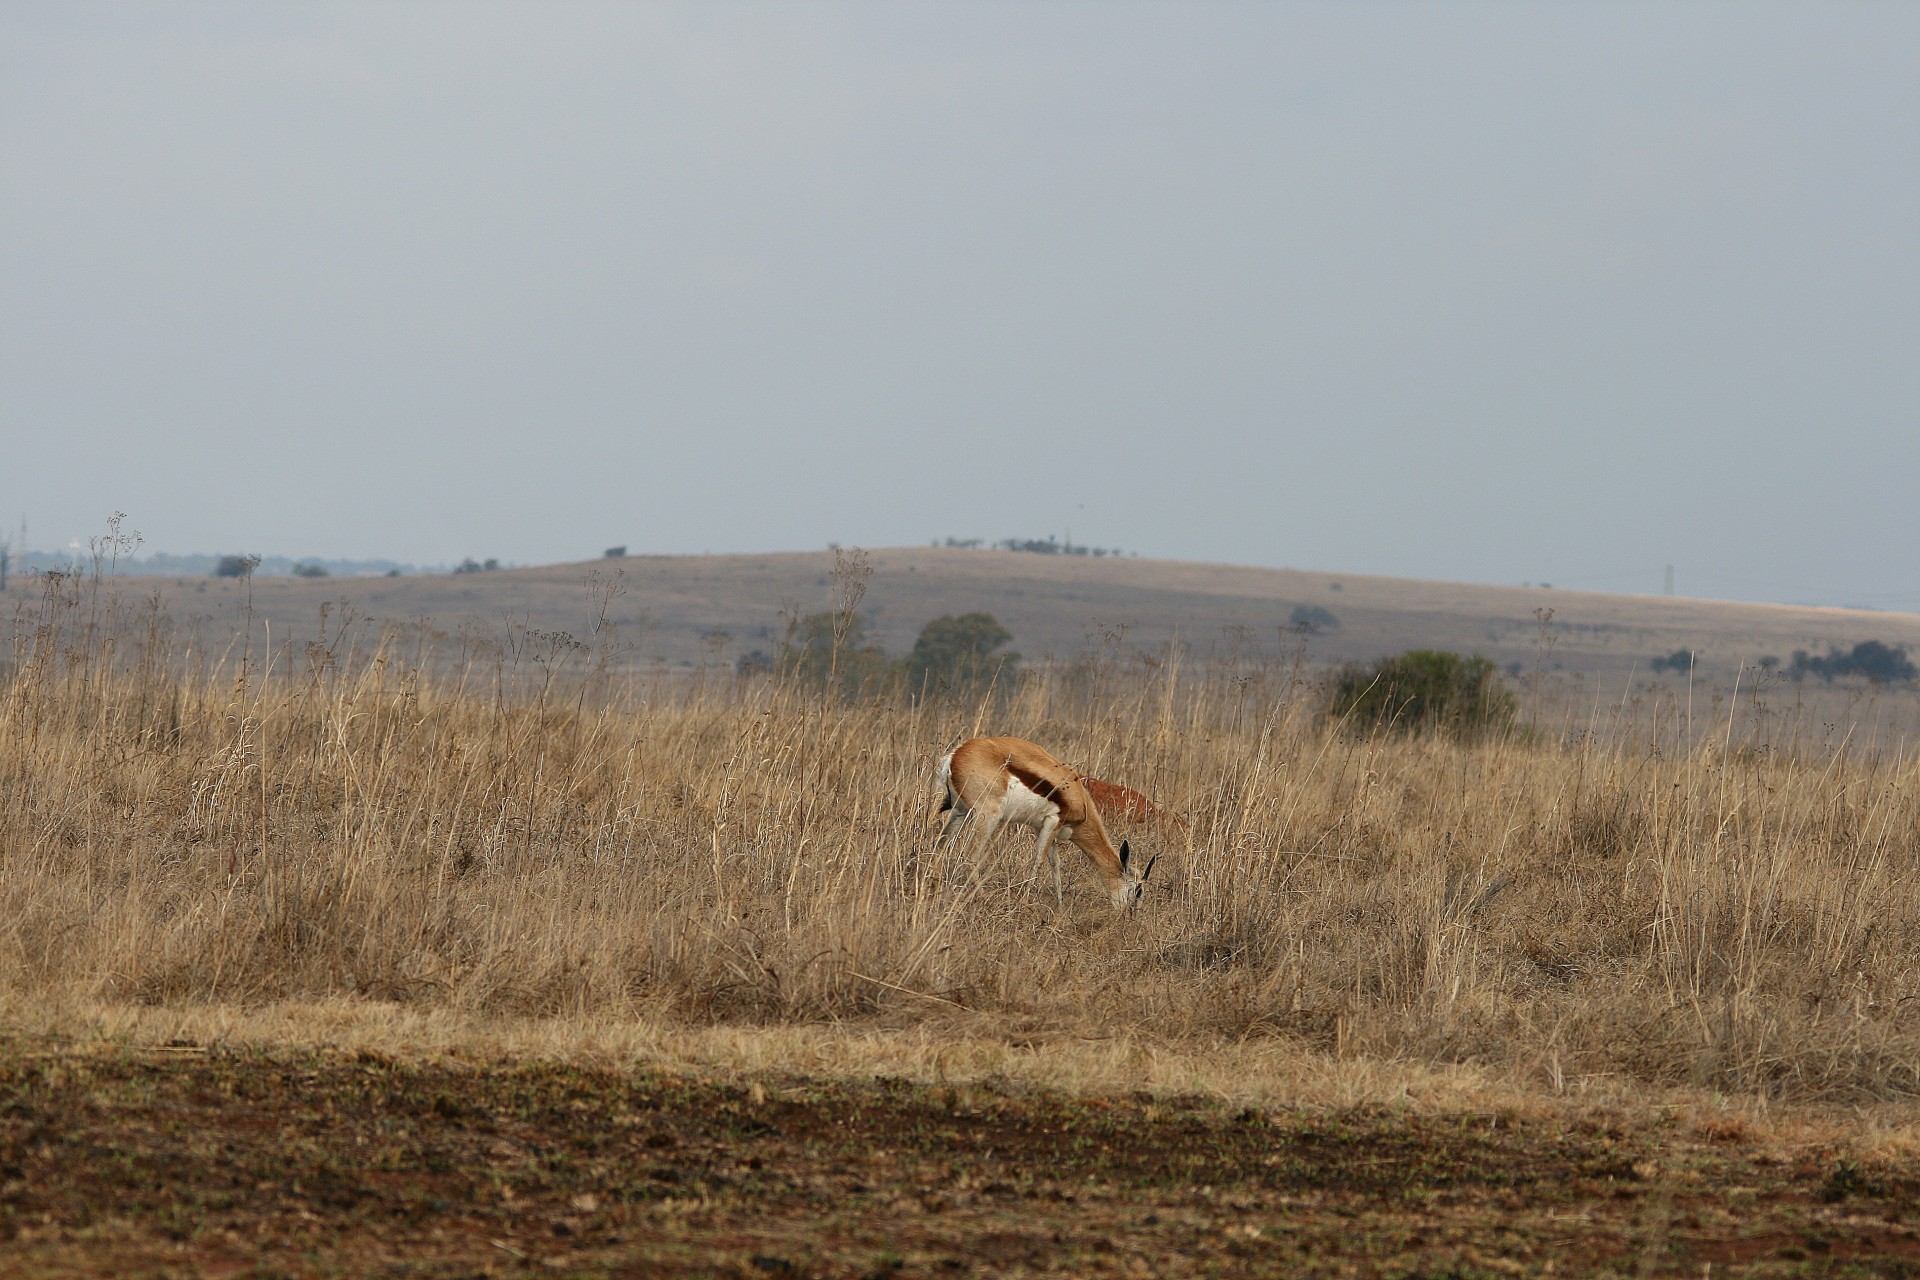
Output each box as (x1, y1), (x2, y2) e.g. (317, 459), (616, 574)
(997, 774), (1061, 831)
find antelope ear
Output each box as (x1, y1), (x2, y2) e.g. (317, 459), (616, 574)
(1142, 854), (1160, 882)
(1118, 839), (1131, 871)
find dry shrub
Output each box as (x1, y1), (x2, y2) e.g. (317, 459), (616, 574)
(6, 575), (1920, 1104)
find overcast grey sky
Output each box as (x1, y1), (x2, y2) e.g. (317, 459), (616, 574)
(3, 2), (1916, 607)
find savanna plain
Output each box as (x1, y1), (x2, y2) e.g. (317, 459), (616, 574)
(7, 563), (1920, 1278)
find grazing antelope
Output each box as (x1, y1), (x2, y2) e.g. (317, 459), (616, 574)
(936, 736), (1157, 910)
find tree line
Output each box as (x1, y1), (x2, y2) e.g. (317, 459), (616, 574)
(746, 611), (1021, 699)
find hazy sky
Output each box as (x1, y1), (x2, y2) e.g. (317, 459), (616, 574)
(3, 3), (1916, 608)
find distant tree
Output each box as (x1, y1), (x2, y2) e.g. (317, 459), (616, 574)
(213, 554), (260, 579)
(604, 546), (627, 559)
(1328, 649), (1516, 739)
(291, 562), (330, 578)
(1289, 604), (1340, 634)
(1649, 649), (1696, 674)
(1790, 641), (1917, 684)
(780, 611), (891, 695)
(1847, 641), (1915, 682)
(735, 649), (774, 678)
(900, 612), (1019, 696)
(453, 557), (501, 575)
(994, 535), (1123, 557)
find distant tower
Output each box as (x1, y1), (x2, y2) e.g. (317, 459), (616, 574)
(1664, 564), (1675, 596)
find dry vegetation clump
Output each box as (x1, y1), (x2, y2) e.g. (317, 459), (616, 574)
(6, 570), (1920, 1106)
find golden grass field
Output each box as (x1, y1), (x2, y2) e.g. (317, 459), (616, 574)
(7, 559), (1920, 1275)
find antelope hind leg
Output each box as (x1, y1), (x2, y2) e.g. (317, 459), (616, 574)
(1034, 815), (1063, 908)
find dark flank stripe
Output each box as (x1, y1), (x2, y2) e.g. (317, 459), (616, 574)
(1006, 761), (1060, 803)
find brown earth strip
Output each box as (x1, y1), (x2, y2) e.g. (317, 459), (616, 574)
(4, 1044), (1920, 1277)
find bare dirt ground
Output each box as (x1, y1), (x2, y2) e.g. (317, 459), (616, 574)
(6, 1041), (1918, 1279)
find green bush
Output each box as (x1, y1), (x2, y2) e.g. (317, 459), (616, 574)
(212, 554), (260, 579)
(1649, 649), (1695, 674)
(779, 611), (891, 696)
(1790, 641), (1916, 684)
(1327, 649), (1516, 738)
(773, 610), (1023, 701)
(900, 612), (1018, 697)
(1289, 603), (1340, 633)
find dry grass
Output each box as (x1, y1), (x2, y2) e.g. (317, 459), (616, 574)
(6, 569), (1920, 1116)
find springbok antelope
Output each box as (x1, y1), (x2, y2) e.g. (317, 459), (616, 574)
(936, 736), (1157, 910)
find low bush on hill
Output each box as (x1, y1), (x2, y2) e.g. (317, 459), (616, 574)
(1327, 648), (1516, 738)
(1789, 641), (1917, 684)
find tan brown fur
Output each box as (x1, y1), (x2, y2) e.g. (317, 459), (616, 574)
(1081, 776), (1184, 828)
(940, 736), (1152, 909)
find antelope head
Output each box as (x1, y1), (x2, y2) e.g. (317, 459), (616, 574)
(1115, 840), (1160, 911)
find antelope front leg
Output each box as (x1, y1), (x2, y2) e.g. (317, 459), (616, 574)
(1034, 815), (1063, 908)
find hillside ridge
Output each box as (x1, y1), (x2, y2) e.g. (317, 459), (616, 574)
(68, 546), (1920, 698)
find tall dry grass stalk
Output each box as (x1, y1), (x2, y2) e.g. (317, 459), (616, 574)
(5, 570), (1920, 1105)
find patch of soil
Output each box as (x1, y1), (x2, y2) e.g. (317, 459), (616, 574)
(3, 1041), (1919, 1276)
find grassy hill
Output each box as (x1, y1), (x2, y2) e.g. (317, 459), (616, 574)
(111, 546), (1920, 696)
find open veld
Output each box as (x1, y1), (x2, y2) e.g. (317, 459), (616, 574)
(6, 561), (1920, 1274)
(121, 545), (1920, 689)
